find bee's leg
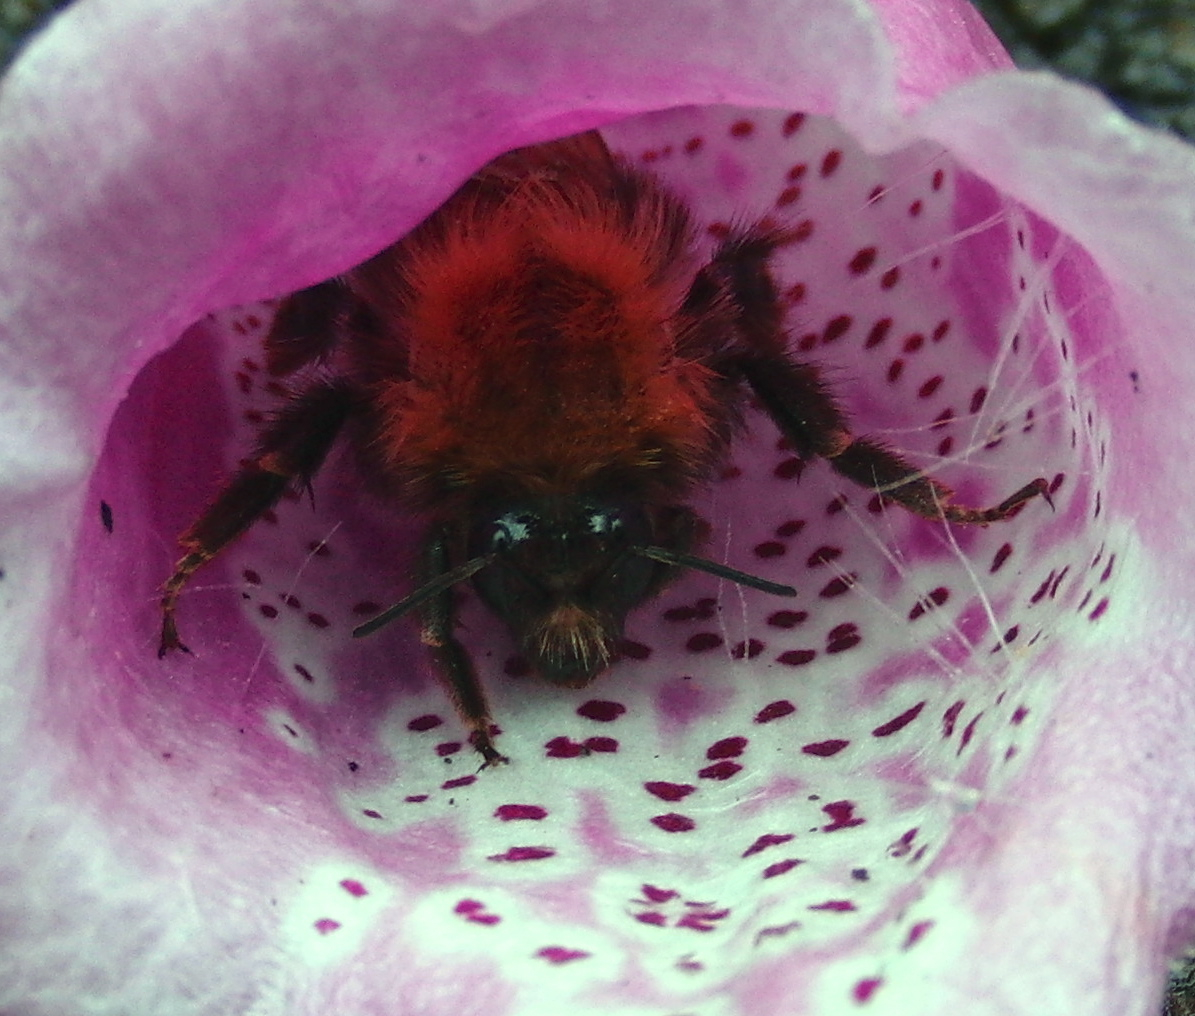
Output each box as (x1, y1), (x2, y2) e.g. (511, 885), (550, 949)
(419, 529), (508, 769)
(736, 353), (1050, 523)
(264, 280), (350, 377)
(159, 381), (355, 656)
(690, 222), (1049, 524)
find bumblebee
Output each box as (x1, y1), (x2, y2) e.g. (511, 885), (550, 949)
(159, 131), (1048, 765)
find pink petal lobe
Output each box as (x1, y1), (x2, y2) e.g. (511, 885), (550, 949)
(1, 1), (1193, 1015)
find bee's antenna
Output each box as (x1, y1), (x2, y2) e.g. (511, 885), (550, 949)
(630, 545), (796, 598)
(353, 554), (496, 638)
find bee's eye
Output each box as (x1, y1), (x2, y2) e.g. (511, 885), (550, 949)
(584, 505), (627, 538)
(483, 511), (536, 552)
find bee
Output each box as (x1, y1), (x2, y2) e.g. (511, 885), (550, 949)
(158, 130), (1049, 766)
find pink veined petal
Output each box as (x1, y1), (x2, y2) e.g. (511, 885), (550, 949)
(0, 1), (1192, 1016)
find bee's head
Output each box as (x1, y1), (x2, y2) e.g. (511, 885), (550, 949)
(467, 498), (658, 687)
(352, 496), (795, 685)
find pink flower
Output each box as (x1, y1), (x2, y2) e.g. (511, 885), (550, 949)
(2, 0), (1191, 1013)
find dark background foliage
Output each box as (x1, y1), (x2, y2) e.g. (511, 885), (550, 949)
(2, 0), (1192, 1012)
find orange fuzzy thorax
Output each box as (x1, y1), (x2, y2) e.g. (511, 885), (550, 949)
(374, 181), (719, 500)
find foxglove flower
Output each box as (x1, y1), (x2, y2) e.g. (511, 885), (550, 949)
(1, 1), (1192, 1014)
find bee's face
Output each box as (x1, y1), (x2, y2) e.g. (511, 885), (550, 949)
(467, 498), (662, 687)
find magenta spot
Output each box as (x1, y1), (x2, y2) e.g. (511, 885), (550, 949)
(651, 813), (696, 833)
(351, 600), (381, 616)
(730, 119), (755, 137)
(242, 569), (261, 585)
(908, 199), (923, 216)
(339, 879), (368, 898)
(408, 714), (443, 732)
(932, 319), (950, 341)
(663, 597), (717, 622)
(790, 218), (814, 242)
(305, 612), (329, 629)
(442, 775), (477, 790)
(871, 701), (926, 737)
(818, 575), (856, 598)
(782, 112), (805, 136)
(495, 804), (548, 821)
(854, 978), (882, 1002)
(822, 800), (865, 831)
(825, 626), (861, 654)
(767, 610), (808, 629)
(743, 832), (794, 857)
(806, 544), (842, 567)
(707, 736), (748, 759)
(640, 884), (678, 903)
(823, 315), (852, 344)
(754, 540), (786, 559)
(990, 543), (1013, 573)
(731, 639), (765, 660)
(880, 266), (900, 289)
(686, 632), (723, 653)
(774, 456), (805, 480)
(259, 604), (278, 619)
(970, 386), (988, 413)
(776, 518), (805, 538)
(487, 846), (556, 862)
(763, 858), (803, 879)
(577, 699), (626, 722)
(942, 700), (965, 737)
(281, 593), (301, 609)
(362, 809), (383, 820)
(902, 332), (924, 353)
(455, 899), (501, 925)
(918, 375), (944, 399)
(784, 281), (807, 304)
(636, 911), (668, 927)
(645, 781), (697, 802)
(1089, 597), (1110, 621)
(294, 663), (314, 683)
(959, 712), (983, 751)
(908, 586), (950, 621)
(755, 699), (796, 723)
(776, 185), (801, 207)
(778, 648), (817, 666)
(820, 148), (842, 176)
(866, 184), (885, 203)
(864, 317), (892, 348)
(313, 918), (341, 935)
(436, 741), (462, 757)
(620, 638), (651, 660)
(404, 794), (428, 803)
(903, 920), (934, 949)
(886, 359), (904, 383)
(808, 899), (857, 912)
(544, 736), (587, 758)
(1010, 705), (1029, 725)
(677, 912), (724, 932)
(698, 760), (742, 780)
(803, 739), (849, 757)
(537, 946), (591, 964)
(931, 168), (945, 190)
(584, 736), (619, 753)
